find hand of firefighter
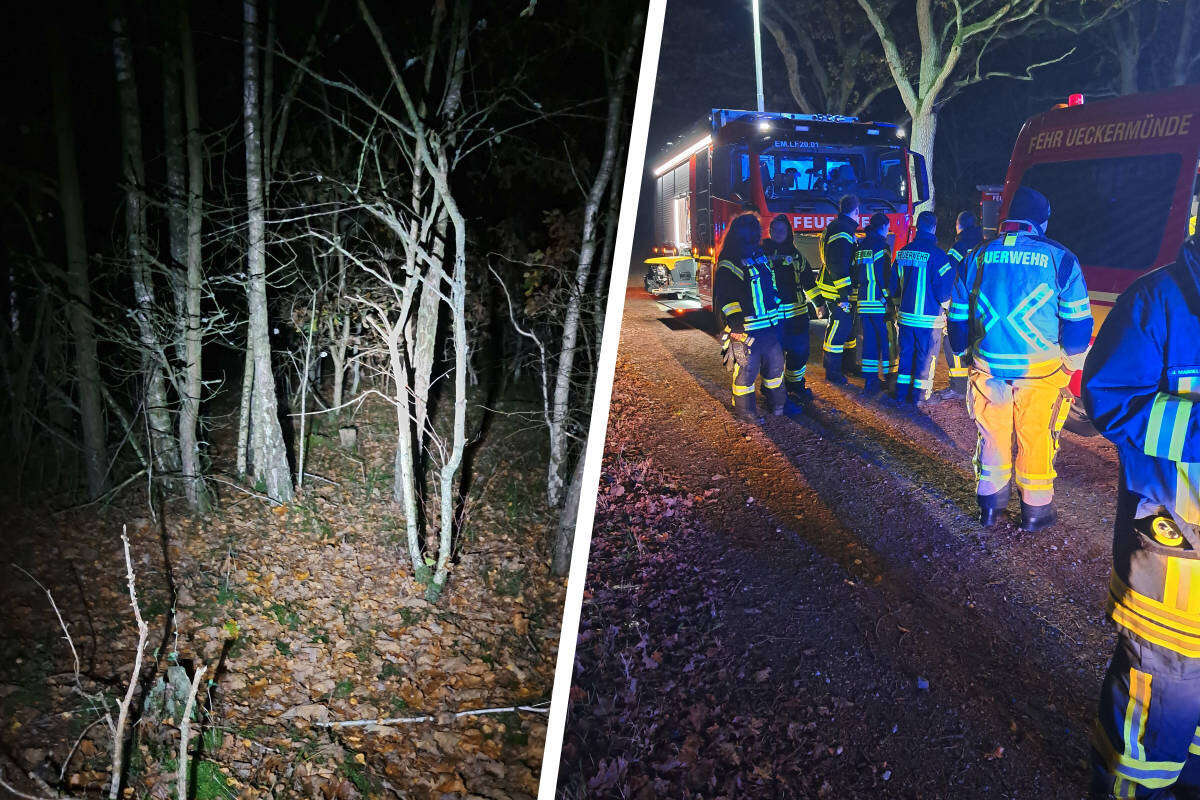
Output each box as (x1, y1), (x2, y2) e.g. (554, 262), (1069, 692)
(722, 332), (751, 371)
(813, 303), (827, 320)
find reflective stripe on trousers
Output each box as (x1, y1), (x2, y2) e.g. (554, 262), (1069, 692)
(859, 313), (891, 378)
(823, 304), (855, 354)
(781, 317), (810, 391)
(1091, 637), (1200, 798)
(966, 368), (1071, 504)
(896, 325), (940, 401)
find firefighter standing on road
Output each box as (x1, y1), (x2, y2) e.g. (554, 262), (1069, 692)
(763, 213), (822, 405)
(853, 213), (894, 397)
(947, 186), (1092, 531)
(890, 211), (954, 406)
(939, 211), (984, 400)
(817, 195), (860, 385)
(1082, 235), (1200, 800)
(714, 213), (787, 423)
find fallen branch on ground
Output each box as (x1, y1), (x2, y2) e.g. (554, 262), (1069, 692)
(109, 526), (149, 800)
(314, 702), (550, 729)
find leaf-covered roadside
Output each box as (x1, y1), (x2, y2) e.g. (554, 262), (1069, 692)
(0, 398), (562, 799)
(557, 442), (879, 799)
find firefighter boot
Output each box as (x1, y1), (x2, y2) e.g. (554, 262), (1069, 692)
(823, 354), (847, 386)
(732, 393), (765, 425)
(978, 487), (1011, 528)
(1019, 501), (1057, 532)
(789, 382), (814, 404)
(862, 375), (881, 398)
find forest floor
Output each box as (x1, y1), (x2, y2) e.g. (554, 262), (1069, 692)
(556, 273), (1122, 799)
(0, 394), (563, 799)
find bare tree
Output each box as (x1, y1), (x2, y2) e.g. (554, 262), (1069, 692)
(761, 0), (891, 116)
(178, 3), (210, 511)
(546, 19), (639, 511)
(855, 0), (1121, 208)
(112, 11), (181, 481)
(242, 0), (293, 502)
(49, 26), (107, 499)
(1094, 0), (1200, 95)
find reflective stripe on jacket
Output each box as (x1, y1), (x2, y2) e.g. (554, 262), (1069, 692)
(713, 254), (783, 332)
(763, 238), (819, 319)
(1084, 241), (1200, 526)
(852, 231), (892, 314)
(817, 214), (858, 302)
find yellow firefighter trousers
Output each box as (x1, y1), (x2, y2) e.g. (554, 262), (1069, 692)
(967, 368), (1072, 506)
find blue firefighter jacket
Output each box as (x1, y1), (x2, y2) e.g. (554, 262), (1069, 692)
(713, 253), (784, 333)
(948, 223), (1093, 379)
(947, 226), (983, 281)
(889, 230), (954, 328)
(852, 231), (892, 315)
(817, 214), (858, 303)
(1083, 239), (1200, 527)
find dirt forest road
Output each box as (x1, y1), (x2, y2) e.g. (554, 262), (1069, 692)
(561, 269), (1126, 799)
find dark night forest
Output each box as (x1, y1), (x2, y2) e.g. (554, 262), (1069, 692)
(0, 1), (643, 797)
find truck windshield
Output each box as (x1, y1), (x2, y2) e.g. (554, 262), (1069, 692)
(1017, 153), (1182, 271)
(732, 146), (907, 213)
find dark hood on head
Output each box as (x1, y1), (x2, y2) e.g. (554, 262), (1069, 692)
(958, 226), (983, 249)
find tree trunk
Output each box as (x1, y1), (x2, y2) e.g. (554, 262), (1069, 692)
(178, 2), (209, 511)
(236, 345), (253, 476)
(386, 315), (423, 576)
(112, 12), (181, 484)
(432, 202), (467, 597)
(592, 136), (627, 344)
(910, 105), (937, 212)
(162, 12), (188, 361)
(411, 211), (446, 448)
(1172, 0), (1197, 87)
(49, 26), (107, 499)
(546, 23), (636, 507)
(551, 452), (586, 576)
(243, 0), (293, 502)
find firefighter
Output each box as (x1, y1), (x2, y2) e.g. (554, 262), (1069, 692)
(763, 213), (822, 405)
(947, 186), (1092, 531)
(714, 213), (787, 422)
(817, 195), (860, 385)
(1082, 235), (1200, 800)
(890, 211), (954, 406)
(853, 212), (893, 397)
(938, 211), (983, 399)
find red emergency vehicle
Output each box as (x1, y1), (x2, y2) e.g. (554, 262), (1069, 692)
(1001, 85), (1200, 421)
(646, 108), (930, 309)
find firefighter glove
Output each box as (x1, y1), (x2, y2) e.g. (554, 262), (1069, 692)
(723, 335), (750, 371)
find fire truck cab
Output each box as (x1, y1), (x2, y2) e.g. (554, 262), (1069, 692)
(646, 108), (930, 310)
(1001, 85), (1200, 430)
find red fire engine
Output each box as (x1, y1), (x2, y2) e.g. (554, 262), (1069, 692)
(1001, 85), (1200, 427)
(645, 108), (930, 309)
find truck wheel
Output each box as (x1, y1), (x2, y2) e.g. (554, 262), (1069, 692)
(1064, 403), (1098, 437)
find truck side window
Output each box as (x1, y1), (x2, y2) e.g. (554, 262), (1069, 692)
(1019, 153), (1181, 271)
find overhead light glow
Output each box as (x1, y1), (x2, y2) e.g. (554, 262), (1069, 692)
(653, 135), (712, 177)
